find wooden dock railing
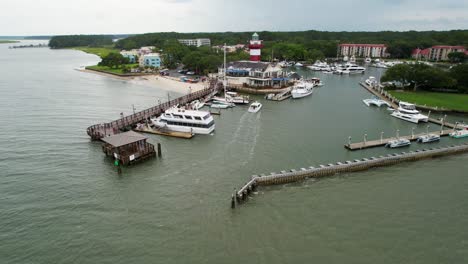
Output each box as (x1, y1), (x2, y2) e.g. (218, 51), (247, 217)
(87, 79), (220, 140)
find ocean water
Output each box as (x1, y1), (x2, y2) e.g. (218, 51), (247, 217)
(1, 41), (468, 264)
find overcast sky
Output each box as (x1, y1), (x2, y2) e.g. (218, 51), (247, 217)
(1, 0), (467, 35)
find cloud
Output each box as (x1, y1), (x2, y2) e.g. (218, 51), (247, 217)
(0, 0), (466, 35)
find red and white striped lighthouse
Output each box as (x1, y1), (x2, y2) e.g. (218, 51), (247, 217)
(249, 32), (263, 62)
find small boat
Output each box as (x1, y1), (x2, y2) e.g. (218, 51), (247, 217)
(294, 62), (303, 67)
(365, 76), (377, 86)
(310, 77), (324, 87)
(291, 80), (314, 99)
(417, 134), (440, 143)
(450, 129), (468, 138)
(323, 70), (333, 74)
(210, 103), (229, 109)
(362, 98), (390, 107)
(365, 57), (372, 63)
(226, 91), (249, 104)
(385, 138), (411, 148)
(190, 100), (205, 110)
(248, 101), (262, 113)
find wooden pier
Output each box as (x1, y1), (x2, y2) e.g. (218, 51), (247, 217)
(87, 79), (219, 140)
(231, 143), (468, 207)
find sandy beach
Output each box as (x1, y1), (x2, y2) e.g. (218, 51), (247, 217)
(79, 69), (208, 94)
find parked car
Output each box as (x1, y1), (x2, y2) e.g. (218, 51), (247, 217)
(178, 69), (188, 74)
(186, 71), (195, 75)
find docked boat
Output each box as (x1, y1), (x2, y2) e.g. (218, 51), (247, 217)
(294, 62), (304, 67)
(362, 98), (390, 107)
(391, 102), (429, 123)
(291, 80), (314, 99)
(385, 138), (411, 148)
(365, 76), (377, 86)
(248, 101), (262, 113)
(226, 91), (249, 104)
(212, 97), (235, 107)
(310, 77), (324, 87)
(190, 100), (205, 110)
(209, 103), (229, 109)
(365, 57), (372, 63)
(150, 107), (215, 134)
(450, 129), (468, 138)
(417, 134), (440, 143)
(349, 56), (356, 63)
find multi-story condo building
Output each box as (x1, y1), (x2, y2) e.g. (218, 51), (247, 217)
(178, 38), (211, 47)
(338, 44), (388, 58)
(427, 45), (466, 61)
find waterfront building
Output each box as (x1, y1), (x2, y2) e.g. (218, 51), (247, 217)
(219, 60), (289, 88)
(101, 131), (156, 166)
(411, 46), (466, 61)
(120, 50), (138, 63)
(338, 44), (388, 58)
(140, 53), (161, 68)
(411, 48), (430, 60)
(178, 38), (211, 47)
(213, 44), (246, 53)
(249, 33), (263, 61)
(427, 45), (466, 61)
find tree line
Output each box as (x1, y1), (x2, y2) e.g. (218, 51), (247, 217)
(49, 35), (114, 48)
(115, 30), (468, 58)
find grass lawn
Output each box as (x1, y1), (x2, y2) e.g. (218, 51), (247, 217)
(389, 90), (468, 112)
(71, 46), (119, 58)
(86, 64), (139, 75)
(0, 40), (19, 44)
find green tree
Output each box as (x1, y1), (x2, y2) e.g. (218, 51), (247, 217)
(447, 52), (466, 63)
(382, 63), (455, 91)
(450, 64), (468, 93)
(98, 53), (129, 68)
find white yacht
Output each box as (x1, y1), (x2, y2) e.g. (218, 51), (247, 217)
(344, 63), (365, 74)
(291, 80), (314, 99)
(307, 61), (330, 71)
(385, 138), (411, 148)
(363, 98), (390, 107)
(226, 91), (249, 104)
(391, 102), (429, 123)
(190, 100), (205, 110)
(248, 101), (262, 113)
(294, 62), (304, 67)
(365, 76), (377, 87)
(417, 134), (440, 143)
(151, 107), (215, 134)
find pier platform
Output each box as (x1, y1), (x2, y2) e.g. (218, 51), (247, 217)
(134, 125), (194, 139)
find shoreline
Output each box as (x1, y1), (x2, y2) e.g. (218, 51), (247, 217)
(78, 68), (208, 94)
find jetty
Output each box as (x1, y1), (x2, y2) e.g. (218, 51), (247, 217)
(87, 79), (219, 140)
(231, 143), (468, 208)
(359, 82), (457, 129)
(9, 43), (48, 49)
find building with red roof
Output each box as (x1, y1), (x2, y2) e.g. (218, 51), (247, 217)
(411, 48), (430, 60)
(338, 44), (388, 58)
(428, 45), (465, 61)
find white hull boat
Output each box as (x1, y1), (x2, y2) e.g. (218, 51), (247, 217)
(151, 107), (215, 135)
(363, 98), (390, 107)
(385, 139), (411, 148)
(390, 101), (428, 123)
(248, 101), (262, 113)
(417, 134), (440, 143)
(210, 103), (229, 109)
(291, 81), (314, 99)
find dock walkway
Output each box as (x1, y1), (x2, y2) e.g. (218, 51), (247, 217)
(232, 143), (468, 207)
(87, 79), (219, 140)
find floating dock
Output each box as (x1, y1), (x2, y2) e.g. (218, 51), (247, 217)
(345, 129), (454, 150)
(231, 143), (468, 208)
(265, 88), (292, 101)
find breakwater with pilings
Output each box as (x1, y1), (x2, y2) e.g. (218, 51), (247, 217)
(232, 143), (468, 208)
(86, 79), (219, 140)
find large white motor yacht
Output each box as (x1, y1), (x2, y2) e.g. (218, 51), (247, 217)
(390, 102), (429, 123)
(150, 107), (215, 134)
(291, 80), (314, 99)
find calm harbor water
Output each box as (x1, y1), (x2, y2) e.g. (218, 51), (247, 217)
(1, 41), (468, 264)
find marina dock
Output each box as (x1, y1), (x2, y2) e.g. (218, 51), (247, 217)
(359, 82), (457, 129)
(265, 87), (292, 101)
(87, 79), (219, 140)
(232, 143), (468, 207)
(345, 129), (454, 150)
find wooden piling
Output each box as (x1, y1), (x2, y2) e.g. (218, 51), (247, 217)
(157, 143), (162, 158)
